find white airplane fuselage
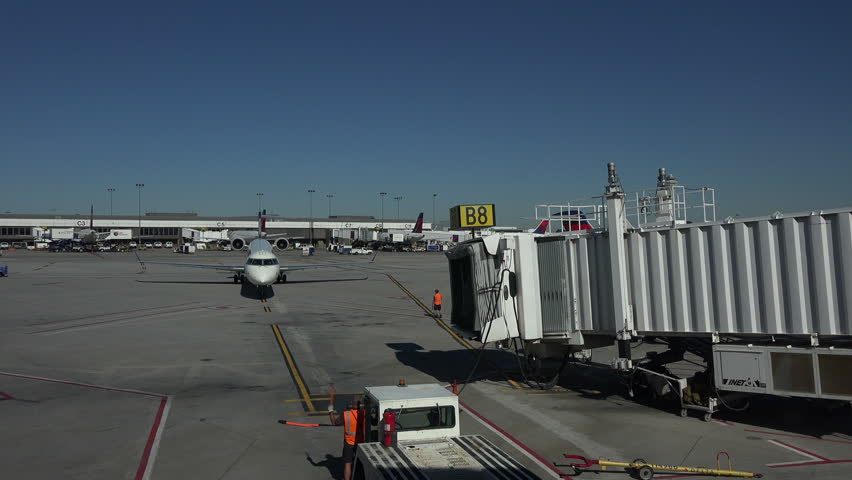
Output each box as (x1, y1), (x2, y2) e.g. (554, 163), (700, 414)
(243, 239), (281, 287)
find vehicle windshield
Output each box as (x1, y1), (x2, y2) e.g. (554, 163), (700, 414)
(394, 405), (455, 431)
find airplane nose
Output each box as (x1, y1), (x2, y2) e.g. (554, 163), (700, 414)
(260, 268), (278, 285)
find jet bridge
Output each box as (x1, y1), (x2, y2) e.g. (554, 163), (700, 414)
(447, 164), (852, 418)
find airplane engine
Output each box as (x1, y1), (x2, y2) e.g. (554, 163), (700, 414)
(274, 238), (290, 250)
(231, 238), (245, 250)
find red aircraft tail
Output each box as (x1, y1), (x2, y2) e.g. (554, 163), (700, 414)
(258, 210), (267, 234)
(412, 213), (424, 233)
(532, 220), (549, 234)
(90, 205), (94, 229)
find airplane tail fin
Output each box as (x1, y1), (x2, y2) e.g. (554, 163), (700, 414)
(413, 213), (424, 233)
(90, 205), (94, 229)
(258, 210), (267, 236)
(532, 220), (549, 234)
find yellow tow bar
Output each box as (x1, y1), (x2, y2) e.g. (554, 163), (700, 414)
(562, 451), (762, 479)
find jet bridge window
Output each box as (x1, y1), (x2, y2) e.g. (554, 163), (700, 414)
(262, 259), (278, 266)
(394, 405), (455, 431)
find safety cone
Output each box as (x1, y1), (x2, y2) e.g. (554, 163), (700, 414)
(452, 379), (459, 395)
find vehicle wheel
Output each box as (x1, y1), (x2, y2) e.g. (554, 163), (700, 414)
(637, 465), (654, 480)
(679, 408), (688, 418)
(703, 413), (713, 422)
(632, 459), (647, 465)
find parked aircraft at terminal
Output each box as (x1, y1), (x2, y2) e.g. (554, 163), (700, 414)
(227, 211), (290, 250)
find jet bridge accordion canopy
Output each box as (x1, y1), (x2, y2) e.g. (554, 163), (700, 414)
(448, 208), (852, 340)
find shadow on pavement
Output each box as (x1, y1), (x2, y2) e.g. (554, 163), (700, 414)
(240, 283), (275, 300)
(305, 452), (342, 479)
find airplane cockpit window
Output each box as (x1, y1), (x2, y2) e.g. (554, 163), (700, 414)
(248, 259), (264, 265)
(262, 259), (278, 265)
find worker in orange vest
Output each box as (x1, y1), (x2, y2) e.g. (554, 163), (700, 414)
(433, 289), (443, 318)
(329, 398), (366, 480)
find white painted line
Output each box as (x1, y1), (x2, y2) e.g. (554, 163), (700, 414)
(766, 439), (822, 466)
(141, 396), (172, 480)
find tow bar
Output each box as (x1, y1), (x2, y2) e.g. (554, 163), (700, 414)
(558, 452), (762, 479)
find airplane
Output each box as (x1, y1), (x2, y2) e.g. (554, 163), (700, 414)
(227, 211), (290, 250)
(389, 213), (471, 243)
(75, 205), (111, 247)
(137, 212), (376, 292)
(530, 209), (594, 234)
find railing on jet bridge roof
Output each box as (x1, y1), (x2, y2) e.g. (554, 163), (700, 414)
(535, 185), (715, 234)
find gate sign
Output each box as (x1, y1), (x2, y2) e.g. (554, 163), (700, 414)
(450, 204), (496, 230)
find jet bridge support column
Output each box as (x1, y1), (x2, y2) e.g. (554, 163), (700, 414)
(606, 163), (634, 370)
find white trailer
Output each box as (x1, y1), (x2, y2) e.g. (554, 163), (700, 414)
(446, 164), (852, 419)
(355, 383), (539, 480)
(104, 229), (132, 241)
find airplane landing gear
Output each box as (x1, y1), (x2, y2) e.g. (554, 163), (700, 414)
(277, 274), (287, 284)
(233, 274), (244, 284)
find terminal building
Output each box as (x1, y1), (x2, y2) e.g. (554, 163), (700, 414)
(0, 212), (428, 247)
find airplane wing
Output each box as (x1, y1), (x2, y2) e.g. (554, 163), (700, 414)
(135, 253), (243, 272)
(279, 252), (378, 272)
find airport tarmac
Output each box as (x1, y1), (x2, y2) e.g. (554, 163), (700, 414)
(1, 248), (851, 479)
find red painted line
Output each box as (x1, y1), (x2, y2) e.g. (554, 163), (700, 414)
(134, 396), (168, 480)
(745, 429), (852, 445)
(770, 459), (852, 468)
(0, 372), (170, 479)
(0, 391), (14, 400)
(458, 398), (572, 479)
(0, 371), (163, 398)
(29, 302), (199, 326)
(771, 440), (830, 461)
(30, 305), (209, 334)
(713, 418), (735, 426)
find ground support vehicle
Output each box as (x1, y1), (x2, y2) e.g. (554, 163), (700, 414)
(561, 452), (762, 479)
(354, 383), (540, 480)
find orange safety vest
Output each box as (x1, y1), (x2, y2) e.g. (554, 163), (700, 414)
(433, 292), (442, 305)
(343, 409), (366, 445)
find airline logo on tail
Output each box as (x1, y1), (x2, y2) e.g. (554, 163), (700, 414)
(412, 213), (424, 233)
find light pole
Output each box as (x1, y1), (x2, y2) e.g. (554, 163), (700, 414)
(379, 192), (388, 230)
(135, 184), (144, 245)
(394, 196), (402, 219)
(326, 194), (334, 217)
(256, 192), (263, 214)
(107, 188), (115, 216)
(432, 193), (438, 230)
(307, 189), (316, 244)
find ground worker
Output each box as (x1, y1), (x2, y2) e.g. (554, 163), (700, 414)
(329, 398), (366, 480)
(432, 289), (442, 318)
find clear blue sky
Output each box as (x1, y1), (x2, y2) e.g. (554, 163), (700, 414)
(2, 1), (850, 226)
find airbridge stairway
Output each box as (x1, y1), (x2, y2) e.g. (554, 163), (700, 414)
(447, 163), (852, 419)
